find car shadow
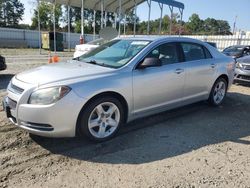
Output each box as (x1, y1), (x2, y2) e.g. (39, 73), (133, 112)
(31, 92), (250, 164)
(0, 74), (14, 90)
(234, 81), (250, 87)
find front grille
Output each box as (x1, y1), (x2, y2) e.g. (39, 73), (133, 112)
(243, 65), (250, 70)
(9, 82), (24, 94)
(8, 97), (17, 109)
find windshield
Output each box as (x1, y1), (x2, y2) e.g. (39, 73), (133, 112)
(224, 46), (244, 53)
(78, 39), (150, 68)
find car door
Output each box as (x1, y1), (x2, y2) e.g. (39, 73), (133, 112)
(132, 42), (185, 114)
(180, 42), (217, 102)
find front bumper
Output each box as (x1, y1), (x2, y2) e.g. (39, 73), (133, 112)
(234, 68), (250, 82)
(2, 97), (16, 123)
(3, 88), (88, 138)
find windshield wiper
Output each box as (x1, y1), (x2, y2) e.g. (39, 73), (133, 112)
(85, 59), (115, 68)
(86, 59), (98, 65)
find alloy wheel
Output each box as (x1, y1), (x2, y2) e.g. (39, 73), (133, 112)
(88, 102), (120, 139)
(213, 81), (226, 104)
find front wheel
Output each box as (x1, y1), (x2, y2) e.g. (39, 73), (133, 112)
(77, 96), (124, 142)
(208, 78), (228, 106)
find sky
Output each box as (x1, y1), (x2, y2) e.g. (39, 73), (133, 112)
(21, 0), (250, 31)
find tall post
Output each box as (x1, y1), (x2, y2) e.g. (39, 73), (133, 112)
(233, 15), (238, 35)
(53, 0), (56, 53)
(104, 11), (107, 28)
(158, 3), (163, 35)
(101, 0), (104, 29)
(178, 8), (183, 36)
(68, 3), (71, 51)
(118, 0), (122, 36)
(147, 0), (151, 35)
(123, 14), (126, 35)
(37, 0), (41, 54)
(93, 10), (96, 40)
(169, 6), (173, 35)
(133, 1), (137, 37)
(81, 0), (84, 36)
(114, 12), (117, 29)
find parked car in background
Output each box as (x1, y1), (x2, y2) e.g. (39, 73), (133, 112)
(206, 42), (217, 49)
(222, 45), (250, 59)
(3, 37), (235, 142)
(74, 27), (119, 58)
(234, 55), (250, 83)
(0, 55), (7, 71)
(74, 38), (104, 58)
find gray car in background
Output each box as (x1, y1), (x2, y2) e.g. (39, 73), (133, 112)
(3, 37), (235, 142)
(223, 45), (250, 59)
(235, 55), (250, 83)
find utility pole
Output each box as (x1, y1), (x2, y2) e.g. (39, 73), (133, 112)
(232, 15), (238, 35)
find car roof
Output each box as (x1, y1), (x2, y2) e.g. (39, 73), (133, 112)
(118, 36), (206, 44)
(227, 45), (250, 48)
(238, 55), (250, 61)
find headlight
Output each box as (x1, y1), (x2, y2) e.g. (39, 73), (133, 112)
(236, 62), (243, 69)
(28, 86), (71, 105)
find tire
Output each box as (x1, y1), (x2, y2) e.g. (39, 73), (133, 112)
(208, 77), (228, 106)
(77, 96), (124, 142)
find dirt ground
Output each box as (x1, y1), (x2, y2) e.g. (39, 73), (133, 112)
(0, 52), (250, 188)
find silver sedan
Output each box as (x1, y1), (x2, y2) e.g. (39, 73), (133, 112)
(234, 55), (250, 83)
(3, 37), (235, 142)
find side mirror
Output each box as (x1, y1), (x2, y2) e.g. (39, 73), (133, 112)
(138, 57), (162, 69)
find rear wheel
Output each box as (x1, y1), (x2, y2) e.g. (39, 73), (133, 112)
(208, 78), (228, 106)
(78, 96), (124, 142)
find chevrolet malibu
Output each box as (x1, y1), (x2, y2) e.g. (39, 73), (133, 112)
(3, 37), (235, 142)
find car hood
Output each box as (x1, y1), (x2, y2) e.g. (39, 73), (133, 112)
(16, 60), (113, 85)
(223, 51), (241, 57)
(237, 55), (250, 64)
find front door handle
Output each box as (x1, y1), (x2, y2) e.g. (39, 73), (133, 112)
(175, 68), (184, 74)
(211, 63), (216, 68)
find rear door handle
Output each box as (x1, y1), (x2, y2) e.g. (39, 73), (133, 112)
(211, 63), (216, 68)
(175, 68), (184, 74)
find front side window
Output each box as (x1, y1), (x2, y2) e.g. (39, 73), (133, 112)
(181, 43), (206, 61)
(243, 47), (250, 55)
(145, 43), (179, 65)
(79, 40), (150, 68)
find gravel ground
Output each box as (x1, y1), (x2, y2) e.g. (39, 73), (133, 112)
(0, 52), (250, 188)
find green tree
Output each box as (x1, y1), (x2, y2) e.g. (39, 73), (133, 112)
(0, 0), (24, 27)
(124, 10), (140, 34)
(186, 13), (204, 33)
(215, 20), (231, 35)
(31, 2), (62, 31)
(185, 14), (231, 35)
(0, 1), (3, 26)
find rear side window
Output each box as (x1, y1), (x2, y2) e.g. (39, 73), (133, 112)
(181, 43), (208, 61)
(204, 47), (213, 59)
